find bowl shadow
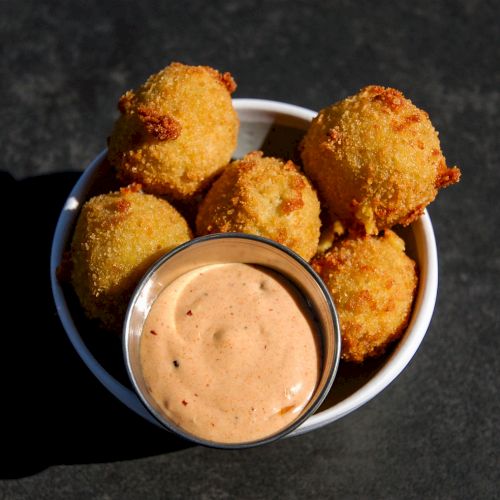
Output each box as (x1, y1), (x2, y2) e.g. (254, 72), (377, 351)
(0, 171), (193, 479)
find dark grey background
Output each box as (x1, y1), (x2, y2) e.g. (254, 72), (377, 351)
(1, 0), (498, 498)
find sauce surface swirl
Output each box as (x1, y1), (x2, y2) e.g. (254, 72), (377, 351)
(140, 262), (321, 443)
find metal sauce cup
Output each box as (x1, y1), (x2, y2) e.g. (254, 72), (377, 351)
(123, 233), (341, 449)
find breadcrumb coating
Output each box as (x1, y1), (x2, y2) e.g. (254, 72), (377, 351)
(301, 85), (460, 235)
(70, 185), (192, 331)
(196, 151), (321, 261)
(312, 230), (418, 362)
(108, 62), (239, 199)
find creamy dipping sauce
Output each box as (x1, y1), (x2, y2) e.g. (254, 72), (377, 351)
(140, 262), (321, 443)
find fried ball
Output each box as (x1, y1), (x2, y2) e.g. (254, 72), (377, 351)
(70, 184), (192, 331)
(196, 151), (321, 261)
(108, 62), (239, 199)
(312, 230), (418, 362)
(301, 85), (461, 235)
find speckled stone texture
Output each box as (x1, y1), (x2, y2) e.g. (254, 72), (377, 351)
(1, 0), (499, 498)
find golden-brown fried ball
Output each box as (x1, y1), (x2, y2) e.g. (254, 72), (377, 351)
(70, 184), (192, 331)
(196, 151), (321, 261)
(312, 229), (418, 362)
(301, 85), (461, 235)
(108, 62), (239, 199)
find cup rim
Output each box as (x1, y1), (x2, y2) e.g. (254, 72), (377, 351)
(123, 232), (341, 449)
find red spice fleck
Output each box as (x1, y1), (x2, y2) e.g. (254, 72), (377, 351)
(280, 405), (295, 415)
(150, 330), (158, 335)
(182, 400), (188, 406)
(186, 310), (193, 316)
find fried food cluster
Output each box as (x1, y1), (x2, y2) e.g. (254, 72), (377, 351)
(312, 230), (418, 362)
(108, 62), (239, 199)
(301, 85), (461, 235)
(196, 151), (321, 260)
(65, 68), (460, 363)
(70, 184), (192, 331)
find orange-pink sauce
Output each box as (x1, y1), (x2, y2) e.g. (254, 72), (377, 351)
(140, 263), (321, 443)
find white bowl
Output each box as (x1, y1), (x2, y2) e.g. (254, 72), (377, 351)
(50, 98), (438, 437)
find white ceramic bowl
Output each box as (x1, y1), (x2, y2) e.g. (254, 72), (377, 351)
(50, 98), (438, 437)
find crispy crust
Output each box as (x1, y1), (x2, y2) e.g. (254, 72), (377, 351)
(137, 106), (182, 141)
(312, 230), (418, 362)
(215, 70), (237, 93)
(369, 85), (405, 112)
(108, 62), (239, 199)
(181, 63), (237, 94)
(436, 162), (461, 189)
(301, 85), (461, 235)
(196, 151), (321, 260)
(70, 187), (192, 331)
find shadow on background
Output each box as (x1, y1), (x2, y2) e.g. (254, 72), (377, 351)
(0, 171), (193, 479)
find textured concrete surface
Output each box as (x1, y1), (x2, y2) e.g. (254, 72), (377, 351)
(1, 0), (499, 498)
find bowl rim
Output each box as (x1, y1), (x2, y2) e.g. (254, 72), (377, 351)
(49, 97), (438, 436)
(122, 232), (342, 448)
